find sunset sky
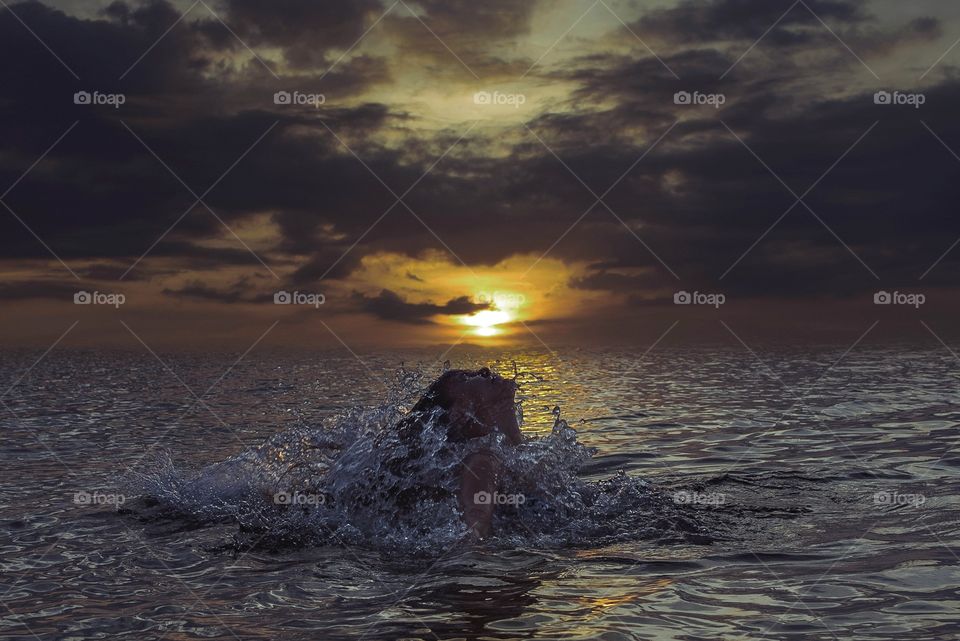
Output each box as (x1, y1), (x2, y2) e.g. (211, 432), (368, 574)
(2, 0), (960, 348)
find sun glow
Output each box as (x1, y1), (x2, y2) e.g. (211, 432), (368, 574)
(457, 288), (533, 338)
(460, 309), (512, 337)
(345, 252), (593, 345)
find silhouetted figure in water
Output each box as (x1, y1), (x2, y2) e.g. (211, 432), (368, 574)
(393, 367), (522, 539)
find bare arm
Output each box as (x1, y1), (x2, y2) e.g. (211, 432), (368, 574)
(458, 451), (500, 539)
(457, 404), (520, 539)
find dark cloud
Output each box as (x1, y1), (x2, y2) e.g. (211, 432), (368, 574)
(410, 0), (537, 40)
(289, 248), (364, 286)
(637, 0), (869, 45)
(569, 270), (663, 294)
(2, 0), (960, 323)
(219, 0), (384, 69)
(162, 278), (255, 303)
(353, 289), (489, 324)
(0, 0), (394, 273)
(630, 0), (941, 79)
(382, 0), (537, 78)
(0, 280), (79, 300)
(79, 262), (171, 281)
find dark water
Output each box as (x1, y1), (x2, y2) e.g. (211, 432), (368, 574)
(2, 347), (959, 640)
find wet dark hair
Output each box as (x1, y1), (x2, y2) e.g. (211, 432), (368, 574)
(393, 368), (505, 447)
(410, 368), (494, 414)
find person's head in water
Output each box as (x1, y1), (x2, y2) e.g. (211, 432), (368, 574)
(412, 368), (521, 444)
(398, 367), (522, 540)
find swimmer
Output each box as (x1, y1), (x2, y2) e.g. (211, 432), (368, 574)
(393, 367), (522, 539)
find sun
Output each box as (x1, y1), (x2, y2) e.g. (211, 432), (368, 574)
(456, 289), (529, 338)
(460, 309), (512, 337)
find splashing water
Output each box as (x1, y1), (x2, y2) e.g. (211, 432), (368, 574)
(128, 369), (709, 555)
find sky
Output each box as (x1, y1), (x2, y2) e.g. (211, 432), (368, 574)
(1, 0), (959, 349)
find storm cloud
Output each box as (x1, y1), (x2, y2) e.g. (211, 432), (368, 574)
(2, 0), (959, 338)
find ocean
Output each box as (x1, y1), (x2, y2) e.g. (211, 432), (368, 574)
(2, 345), (958, 640)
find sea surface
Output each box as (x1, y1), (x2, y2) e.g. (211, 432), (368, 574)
(1, 346), (959, 640)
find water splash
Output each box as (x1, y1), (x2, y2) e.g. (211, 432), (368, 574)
(128, 368), (709, 554)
